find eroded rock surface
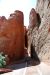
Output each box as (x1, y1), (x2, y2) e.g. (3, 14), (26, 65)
(28, 0), (50, 62)
(36, 0), (50, 61)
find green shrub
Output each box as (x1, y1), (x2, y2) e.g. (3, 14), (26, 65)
(0, 52), (7, 68)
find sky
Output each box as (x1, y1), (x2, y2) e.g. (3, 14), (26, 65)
(0, 0), (37, 27)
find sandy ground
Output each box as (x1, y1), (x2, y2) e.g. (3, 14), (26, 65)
(1, 61), (50, 75)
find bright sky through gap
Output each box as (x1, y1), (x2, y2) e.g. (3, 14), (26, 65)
(0, 0), (37, 27)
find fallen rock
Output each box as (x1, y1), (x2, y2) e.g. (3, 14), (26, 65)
(0, 68), (12, 74)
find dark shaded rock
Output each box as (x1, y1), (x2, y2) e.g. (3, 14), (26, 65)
(24, 26), (28, 48)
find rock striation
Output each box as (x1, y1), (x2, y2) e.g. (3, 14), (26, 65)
(28, 0), (50, 62)
(36, 0), (50, 61)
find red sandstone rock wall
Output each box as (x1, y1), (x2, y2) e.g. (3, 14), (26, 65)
(0, 10), (24, 61)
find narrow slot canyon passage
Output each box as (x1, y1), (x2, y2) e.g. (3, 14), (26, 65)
(0, 0), (50, 75)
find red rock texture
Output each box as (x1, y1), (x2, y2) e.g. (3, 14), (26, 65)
(0, 10), (24, 62)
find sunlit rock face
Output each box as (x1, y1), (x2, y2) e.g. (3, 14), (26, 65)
(28, 0), (50, 62)
(0, 10), (24, 62)
(36, 0), (50, 61)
